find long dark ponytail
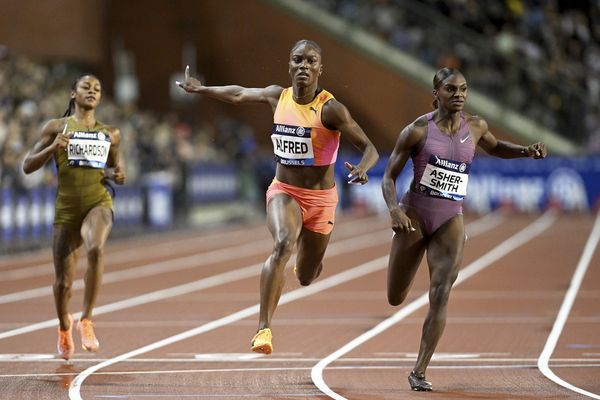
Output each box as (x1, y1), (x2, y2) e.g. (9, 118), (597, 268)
(62, 73), (99, 117)
(431, 67), (461, 109)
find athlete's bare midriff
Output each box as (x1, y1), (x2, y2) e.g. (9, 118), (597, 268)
(275, 163), (335, 190)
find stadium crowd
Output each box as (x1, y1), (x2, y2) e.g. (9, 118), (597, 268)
(0, 47), (260, 195)
(307, 0), (600, 151)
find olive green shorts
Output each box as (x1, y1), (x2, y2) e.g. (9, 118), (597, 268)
(54, 189), (113, 231)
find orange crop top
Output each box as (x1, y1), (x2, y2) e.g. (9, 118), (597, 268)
(271, 88), (340, 166)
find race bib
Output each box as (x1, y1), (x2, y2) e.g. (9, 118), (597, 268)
(418, 155), (470, 201)
(271, 123), (314, 166)
(67, 131), (111, 168)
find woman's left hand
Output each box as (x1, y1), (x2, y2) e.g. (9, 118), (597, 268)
(112, 165), (126, 185)
(525, 142), (547, 159)
(345, 161), (368, 185)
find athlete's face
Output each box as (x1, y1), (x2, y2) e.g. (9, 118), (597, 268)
(289, 44), (322, 88)
(72, 76), (102, 110)
(434, 74), (467, 112)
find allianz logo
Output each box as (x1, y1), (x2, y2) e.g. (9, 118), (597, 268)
(274, 124), (307, 137)
(434, 156), (467, 172)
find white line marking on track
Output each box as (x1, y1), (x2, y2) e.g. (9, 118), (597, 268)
(0, 353), (55, 360)
(538, 212), (600, 400)
(0, 238), (274, 304)
(464, 212), (504, 237)
(2, 356), (600, 365)
(0, 223), (268, 280)
(0, 215), (383, 304)
(65, 213), (503, 399)
(311, 211), (557, 400)
(193, 353), (264, 360)
(0, 229), (390, 340)
(2, 363), (599, 379)
(0, 215), (383, 278)
(68, 255), (391, 399)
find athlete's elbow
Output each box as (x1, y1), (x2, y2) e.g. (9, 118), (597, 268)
(22, 160), (34, 175)
(227, 93), (246, 105)
(227, 97), (241, 105)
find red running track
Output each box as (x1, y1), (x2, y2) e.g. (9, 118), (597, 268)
(0, 211), (598, 399)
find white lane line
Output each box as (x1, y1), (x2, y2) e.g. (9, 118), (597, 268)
(0, 215), (383, 278)
(68, 255), (391, 400)
(0, 239), (271, 304)
(66, 213), (500, 399)
(538, 212), (600, 400)
(4, 363), (600, 380)
(0, 223), (268, 280)
(94, 394), (319, 398)
(464, 212), (504, 237)
(0, 215), (383, 304)
(3, 356), (600, 364)
(0, 228), (391, 340)
(311, 211), (557, 400)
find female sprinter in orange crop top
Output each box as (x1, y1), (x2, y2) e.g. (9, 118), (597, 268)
(177, 39), (379, 354)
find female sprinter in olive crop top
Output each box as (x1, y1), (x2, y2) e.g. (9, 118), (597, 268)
(23, 74), (125, 360)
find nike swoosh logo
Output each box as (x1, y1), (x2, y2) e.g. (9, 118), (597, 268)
(460, 136), (470, 143)
(309, 107), (318, 114)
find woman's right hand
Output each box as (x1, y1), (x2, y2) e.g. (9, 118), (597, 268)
(390, 207), (416, 234)
(176, 65), (203, 93)
(52, 124), (71, 151)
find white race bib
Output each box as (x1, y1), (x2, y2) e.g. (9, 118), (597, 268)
(67, 131), (111, 169)
(271, 124), (314, 166)
(418, 155), (470, 201)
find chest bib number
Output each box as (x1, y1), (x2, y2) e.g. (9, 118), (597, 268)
(67, 131), (111, 168)
(271, 124), (314, 166)
(418, 155), (470, 201)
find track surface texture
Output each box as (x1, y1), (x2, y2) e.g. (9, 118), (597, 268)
(0, 211), (598, 399)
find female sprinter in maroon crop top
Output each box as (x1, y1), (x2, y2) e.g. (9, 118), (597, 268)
(381, 67), (546, 391)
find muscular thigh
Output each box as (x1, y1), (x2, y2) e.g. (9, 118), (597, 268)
(266, 194), (303, 242)
(81, 206), (113, 249)
(426, 214), (465, 284)
(388, 207), (427, 294)
(296, 227), (330, 271)
(53, 226), (82, 271)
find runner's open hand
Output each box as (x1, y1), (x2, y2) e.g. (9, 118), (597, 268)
(176, 65), (203, 93)
(345, 161), (368, 185)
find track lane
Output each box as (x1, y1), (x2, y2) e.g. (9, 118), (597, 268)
(1, 213), (596, 400)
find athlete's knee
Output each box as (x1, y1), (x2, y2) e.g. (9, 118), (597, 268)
(86, 244), (105, 263)
(388, 289), (409, 306)
(296, 260), (323, 286)
(296, 266), (313, 286)
(428, 281), (453, 308)
(53, 275), (73, 293)
(298, 277), (312, 286)
(271, 237), (295, 263)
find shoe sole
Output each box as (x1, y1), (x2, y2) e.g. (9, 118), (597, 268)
(411, 386), (432, 392)
(251, 344), (272, 354)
